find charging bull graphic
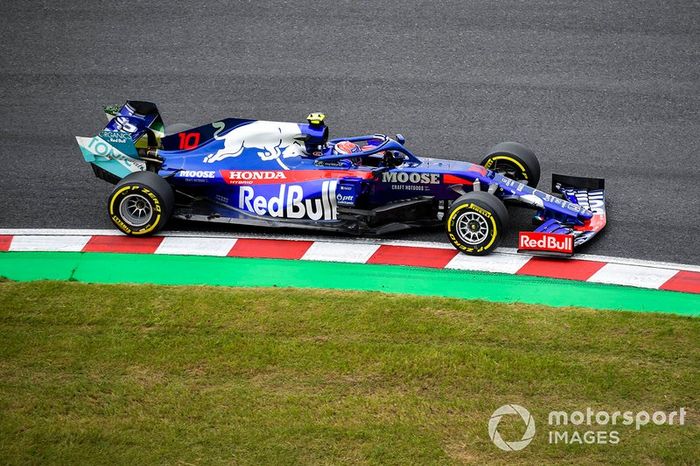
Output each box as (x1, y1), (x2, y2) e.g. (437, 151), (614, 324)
(203, 120), (306, 169)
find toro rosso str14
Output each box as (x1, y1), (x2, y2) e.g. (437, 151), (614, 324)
(76, 101), (606, 256)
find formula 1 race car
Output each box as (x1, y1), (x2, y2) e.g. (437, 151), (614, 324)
(76, 101), (606, 256)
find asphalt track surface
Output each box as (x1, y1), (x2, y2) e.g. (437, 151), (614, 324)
(1, 1), (698, 264)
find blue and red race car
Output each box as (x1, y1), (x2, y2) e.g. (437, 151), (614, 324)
(76, 101), (606, 256)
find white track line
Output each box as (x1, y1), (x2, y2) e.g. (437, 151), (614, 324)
(9, 235), (92, 252)
(155, 237), (238, 257)
(587, 264), (679, 289)
(446, 252), (531, 274)
(301, 241), (381, 263)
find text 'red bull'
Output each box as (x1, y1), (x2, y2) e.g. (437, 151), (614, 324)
(518, 232), (574, 254)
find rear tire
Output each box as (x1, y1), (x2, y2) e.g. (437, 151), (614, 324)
(480, 142), (540, 188)
(108, 171), (174, 236)
(446, 191), (508, 255)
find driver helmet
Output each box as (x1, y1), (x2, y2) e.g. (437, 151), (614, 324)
(361, 144), (385, 157)
(333, 140), (361, 155)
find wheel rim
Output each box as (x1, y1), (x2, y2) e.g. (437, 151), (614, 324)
(491, 159), (527, 183)
(456, 211), (489, 245)
(119, 194), (153, 227)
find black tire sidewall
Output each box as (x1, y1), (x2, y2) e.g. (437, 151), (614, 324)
(108, 171), (174, 236)
(108, 183), (166, 235)
(480, 142), (540, 188)
(446, 194), (506, 255)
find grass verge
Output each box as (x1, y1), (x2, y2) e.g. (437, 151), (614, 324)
(0, 281), (697, 464)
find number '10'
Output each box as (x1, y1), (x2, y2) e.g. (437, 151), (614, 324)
(178, 132), (200, 150)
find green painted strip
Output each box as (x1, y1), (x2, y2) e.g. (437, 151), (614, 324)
(1, 251), (698, 316)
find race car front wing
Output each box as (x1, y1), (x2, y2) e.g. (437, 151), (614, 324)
(519, 174), (606, 256)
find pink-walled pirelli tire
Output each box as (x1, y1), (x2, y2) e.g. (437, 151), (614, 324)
(479, 142), (540, 188)
(446, 191), (508, 255)
(107, 171), (174, 236)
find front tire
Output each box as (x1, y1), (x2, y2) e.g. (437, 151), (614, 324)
(446, 191), (508, 255)
(480, 141), (540, 188)
(108, 171), (174, 236)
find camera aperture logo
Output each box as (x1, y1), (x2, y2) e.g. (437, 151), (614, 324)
(488, 404), (536, 451)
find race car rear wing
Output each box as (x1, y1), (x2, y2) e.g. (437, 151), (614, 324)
(75, 101), (164, 183)
(103, 101), (165, 144)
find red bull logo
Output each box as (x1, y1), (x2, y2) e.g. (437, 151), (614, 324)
(238, 181), (337, 220)
(518, 232), (573, 254)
